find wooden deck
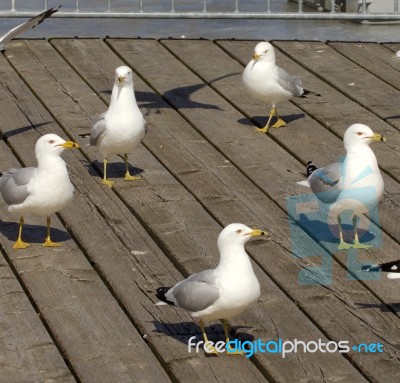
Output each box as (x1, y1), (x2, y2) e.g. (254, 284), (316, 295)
(0, 38), (400, 383)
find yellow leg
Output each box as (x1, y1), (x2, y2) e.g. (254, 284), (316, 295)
(101, 159), (115, 188)
(337, 216), (352, 250)
(352, 216), (373, 249)
(43, 217), (62, 247)
(221, 319), (244, 355)
(255, 107), (276, 133)
(199, 319), (218, 355)
(271, 107), (286, 129)
(13, 217), (29, 249)
(124, 153), (141, 181)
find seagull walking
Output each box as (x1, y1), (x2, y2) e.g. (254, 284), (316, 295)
(0, 6), (61, 51)
(0, 134), (79, 249)
(297, 124), (385, 250)
(90, 66), (146, 188)
(242, 41), (319, 133)
(156, 223), (267, 355)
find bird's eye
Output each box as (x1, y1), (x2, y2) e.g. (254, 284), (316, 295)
(264, 50), (268, 53)
(48, 140), (55, 144)
(356, 132), (363, 136)
(236, 229), (242, 234)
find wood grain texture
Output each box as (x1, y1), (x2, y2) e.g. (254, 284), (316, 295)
(0, 48), (172, 383)
(1, 38), (400, 382)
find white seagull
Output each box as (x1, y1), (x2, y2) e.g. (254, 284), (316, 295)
(156, 223), (267, 354)
(362, 260), (400, 279)
(297, 124), (385, 250)
(0, 134), (79, 249)
(0, 6), (61, 52)
(90, 66), (146, 188)
(242, 41), (319, 133)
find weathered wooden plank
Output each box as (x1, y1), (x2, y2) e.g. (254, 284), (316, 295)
(1, 41), (271, 383)
(164, 38), (400, 247)
(103, 38), (400, 380)
(328, 42), (400, 90)
(0, 54), (172, 383)
(48, 38), (400, 381)
(271, 41), (400, 133)
(10, 37), (358, 383)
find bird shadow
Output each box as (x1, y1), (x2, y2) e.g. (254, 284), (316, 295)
(152, 320), (255, 352)
(238, 113), (305, 127)
(0, 218), (70, 244)
(91, 159), (144, 179)
(385, 114), (400, 120)
(101, 73), (240, 111)
(355, 302), (400, 313)
(1, 122), (53, 140)
(296, 214), (375, 246)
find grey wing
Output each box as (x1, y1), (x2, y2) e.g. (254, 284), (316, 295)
(0, 6), (60, 47)
(90, 112), (107, 146)
(167, 270), (220, 313)
(0, 167), (36, 205)
(309, 162), (342, 204)
(277, 67), (303, 97)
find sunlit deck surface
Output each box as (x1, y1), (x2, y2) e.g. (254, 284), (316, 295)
(0, 38), (400, 383)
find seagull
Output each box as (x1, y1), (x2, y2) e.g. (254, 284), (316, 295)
(242, 41), (320, 133)
(155, 223), (267, 355)
(0, 6), (61, 52)
(362, 260), (400, 279)
(90, 66), (146, 188)
(297, 124), (385, 250)
(0, 134), (79, 249)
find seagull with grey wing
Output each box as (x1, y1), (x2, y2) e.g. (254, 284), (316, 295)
(297, 123), (385, 250)
(156, 223), (268, 355)
(90, 66), (146, 188)
(0, 134), (79, 249)
(242, 41), (320, 133)
(0, 6), (61, 51)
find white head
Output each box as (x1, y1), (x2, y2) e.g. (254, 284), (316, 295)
(217, 223), (267, 250)
(115, 66), (134, 87)
(252, 42), (276, 63)
(343, 123), (386, 151)
(35, 134), (79, 160)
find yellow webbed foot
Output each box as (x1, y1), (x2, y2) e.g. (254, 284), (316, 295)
(271, 118), (286, 129)
(43, 237), (62, 248)
(226, 346), (245, 356)
(338, 240), (352, 250)
(13, 239), (30, 250)
(255, 126), (269, 133)
(353, 240), (373, 250)
(124, 173), (142, 181)
(203, 344), (219, 356)
(102, 178), (115, 188)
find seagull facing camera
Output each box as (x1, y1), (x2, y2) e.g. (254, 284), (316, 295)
(90, 65), (146, 188)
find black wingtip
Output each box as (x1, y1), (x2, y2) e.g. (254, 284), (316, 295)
(306, 161), (318, 177)
(155, 287), (175, 306)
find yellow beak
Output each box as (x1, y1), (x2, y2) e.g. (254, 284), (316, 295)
(246, 229), (268, 237)
(59, 141), (80, 149)
(252, 53), (260, 61)
(117, 76), (125, 84)
(370, 133), (386, 142)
